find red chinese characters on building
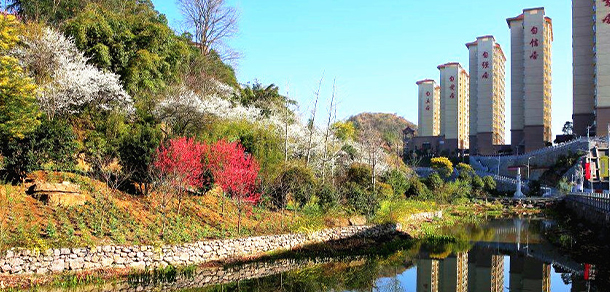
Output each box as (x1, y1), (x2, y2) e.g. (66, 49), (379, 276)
(426, 91), (431, 97)
(449, 75), (456, 99)
(481, 52), (490, 80)
(602, 1), (610, 24)
(529, 26), (540, 60)
(426, 105), (430, 111)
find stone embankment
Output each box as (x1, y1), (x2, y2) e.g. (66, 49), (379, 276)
(0, 218), (439, 277)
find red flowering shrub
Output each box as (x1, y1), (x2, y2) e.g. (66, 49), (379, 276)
(204, 139), (261, 204)
(154, 137), (260, 204)
(154, 137), (204, 189)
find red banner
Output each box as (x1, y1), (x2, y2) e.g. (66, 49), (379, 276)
(585, 264), (590, 280)
(585, 163), (591, 180)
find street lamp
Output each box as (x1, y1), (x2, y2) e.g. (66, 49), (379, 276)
(527, 156), (535, 181)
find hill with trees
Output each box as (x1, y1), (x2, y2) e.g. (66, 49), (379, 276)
(348, 112), (417, 151)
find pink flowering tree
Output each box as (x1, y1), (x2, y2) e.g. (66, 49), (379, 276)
(154, 137), (204, 218)
(204, 139), (260, 233)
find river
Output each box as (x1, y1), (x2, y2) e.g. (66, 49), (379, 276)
(35, 217), (609, 291)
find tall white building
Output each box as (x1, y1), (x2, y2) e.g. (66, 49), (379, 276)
(417, 79), (441, 137)
(438, 62), (470, 152)
(507, 8), (553, 153)
(572, 0), (610, 137)
(466, 36), (507, 155)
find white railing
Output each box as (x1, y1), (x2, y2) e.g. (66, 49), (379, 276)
(472, 137), (590, 160)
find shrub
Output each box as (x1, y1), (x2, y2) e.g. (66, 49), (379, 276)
(472, 175), (485, 191)
(346, 163), (372, 188)
(382, 169), (410, 198)
(1, 118), (77, 180)
(271, 164), (316, 208)
(482, 176), (497, 193)
(426, 172), (444, 191)
(430, 157), (453, 178)
(344, 182), (378, 216)
(376, 182), (394, 200)
(406, 177), (431, 200)
(456, 162), (474, 174)
(118, 122), (163, 195)
(316, 183), (339, 209)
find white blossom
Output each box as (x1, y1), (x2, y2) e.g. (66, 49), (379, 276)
(15, 28), (133, 118)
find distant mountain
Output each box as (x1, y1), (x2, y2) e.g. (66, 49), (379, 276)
(347, 112), (417, 148)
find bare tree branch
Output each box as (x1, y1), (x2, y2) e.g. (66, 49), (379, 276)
(177, 0), (238, 60)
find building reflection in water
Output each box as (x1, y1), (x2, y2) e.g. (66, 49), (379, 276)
(414, 218), (590, 292)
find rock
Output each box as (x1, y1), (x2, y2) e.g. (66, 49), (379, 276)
(68, 259), (84, 270)
(349, 216), (367, 226)
(113, 255), (125, 264)
(60, 248), (71, 255)
(129, 261), (146, 270)
(101, 257), (114, 267)
(50, 260), (65, 273)
(5, 250), (14, 258)
(31, 182), (86, 207)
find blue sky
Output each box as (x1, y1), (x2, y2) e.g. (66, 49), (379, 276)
(151, 0), (573, 143)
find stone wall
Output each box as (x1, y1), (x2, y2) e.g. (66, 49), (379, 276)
(0, 224), (402, 276)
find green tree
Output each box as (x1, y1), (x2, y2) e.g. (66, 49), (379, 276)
(0, 14), (40, 141)
(382, 169), (410, 197)
(2, 119), (77, 180)
(63, 2), (191, 98)
(482, 176), (497, 193)
(272, 164), (316, 208)
(118, 122), (163, 195)
(8, 0), (85, 24)
(332, 121), (356, 142)
(431, 157), (453, 178)
(426, 172), (444, 191)
(236, 82), (294, 117)
(346, 163), (373, 189)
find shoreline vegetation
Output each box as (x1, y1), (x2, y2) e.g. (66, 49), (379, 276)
(0, 202), (542, 291)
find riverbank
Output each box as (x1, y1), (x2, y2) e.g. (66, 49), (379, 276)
(0, 200), (545, 290)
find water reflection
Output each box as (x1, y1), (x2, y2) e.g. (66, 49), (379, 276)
(36, 218), (605, 292)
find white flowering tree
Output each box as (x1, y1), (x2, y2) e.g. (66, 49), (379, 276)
(15, 27), (133, 120)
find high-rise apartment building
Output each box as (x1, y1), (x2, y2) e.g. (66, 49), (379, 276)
(573, 0), (610, 137)
(507, 8), (553, 154)
(466, 36), (507, 155)
(417, 79), (441, 137)
(438, 62), (470, 152)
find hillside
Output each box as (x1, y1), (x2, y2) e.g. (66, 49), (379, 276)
(347, 113), (417, 148)
(0, 171), (341, 253)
